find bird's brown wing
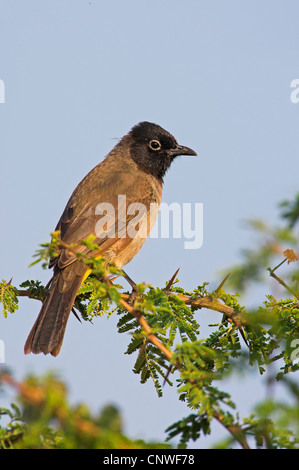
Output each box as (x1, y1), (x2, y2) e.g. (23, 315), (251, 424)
(50, 159), (161, 271)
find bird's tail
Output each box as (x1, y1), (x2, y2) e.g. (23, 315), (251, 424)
(24, 263), (87, 356)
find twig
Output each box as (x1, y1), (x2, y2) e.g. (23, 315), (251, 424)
(122, 300), (174, 362)
(171, 294), (245, 328)
(16, 289), (47, 299)
(213, 410), (250, 449)
(267, 267), (299, 301)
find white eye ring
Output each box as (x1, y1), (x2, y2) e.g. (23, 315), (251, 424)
(149, 140), (161, 151)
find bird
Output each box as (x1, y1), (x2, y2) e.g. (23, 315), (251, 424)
(24, 121), (197, 356)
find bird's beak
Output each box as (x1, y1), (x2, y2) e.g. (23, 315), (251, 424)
(170, 145), (197, 157)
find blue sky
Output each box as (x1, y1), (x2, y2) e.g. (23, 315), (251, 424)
(1, 0), (299, 447)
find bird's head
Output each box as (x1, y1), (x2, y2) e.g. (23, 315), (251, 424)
(128, 121), (197, 180)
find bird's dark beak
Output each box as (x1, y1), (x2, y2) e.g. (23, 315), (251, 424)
(170, 145), (197, 157)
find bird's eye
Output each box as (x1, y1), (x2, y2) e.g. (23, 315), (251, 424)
(149, 140), (161, 151)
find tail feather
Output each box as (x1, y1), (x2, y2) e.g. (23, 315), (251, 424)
(24, 265), (86, 356)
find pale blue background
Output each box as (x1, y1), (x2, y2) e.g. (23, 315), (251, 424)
(1, 0), (299, 447)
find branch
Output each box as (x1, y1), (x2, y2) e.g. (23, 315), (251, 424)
(8, 248), (251, 448)
(268, 269), (299, 301)
(16, 289), (47, 300)
(267, 251), (299, 300)
(103, 275), (174, 363)
(15, 281), (247, 342)
(15, 285), (244, 327)
(213, 410), (250, 449)
(102, 277), (251, 449)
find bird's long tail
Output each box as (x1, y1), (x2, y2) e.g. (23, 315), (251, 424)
(24, 263), (87, 356)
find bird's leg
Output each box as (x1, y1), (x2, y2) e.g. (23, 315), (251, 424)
(122, 270), (137, 305)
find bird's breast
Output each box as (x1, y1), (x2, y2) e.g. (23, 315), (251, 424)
(102, 176), (162, 269)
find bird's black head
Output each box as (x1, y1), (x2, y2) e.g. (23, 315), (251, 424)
(128, 121), (197, 181)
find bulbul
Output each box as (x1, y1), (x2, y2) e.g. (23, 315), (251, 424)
(24, 121), (197, 356)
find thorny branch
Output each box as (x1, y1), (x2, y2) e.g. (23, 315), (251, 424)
(13, 253), (251, 448)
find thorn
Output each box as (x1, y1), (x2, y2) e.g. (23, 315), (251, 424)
(163, 364), (174, 386)
(71, 308), (82, 323)
(223, 314), (249, 347)
(239, 325), (249, 347)
(45, 276), (53, 289)
(165, 268), (180, 293)
(216, 273), (248, 347)
(122, 270), (137, 291)
(7, 278), (13, 286)
(215, 273), (231, 296)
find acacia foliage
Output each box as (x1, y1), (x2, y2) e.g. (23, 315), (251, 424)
(1, 194), (299, 449)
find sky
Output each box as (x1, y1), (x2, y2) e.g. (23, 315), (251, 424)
(0, 0), (299, 448)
